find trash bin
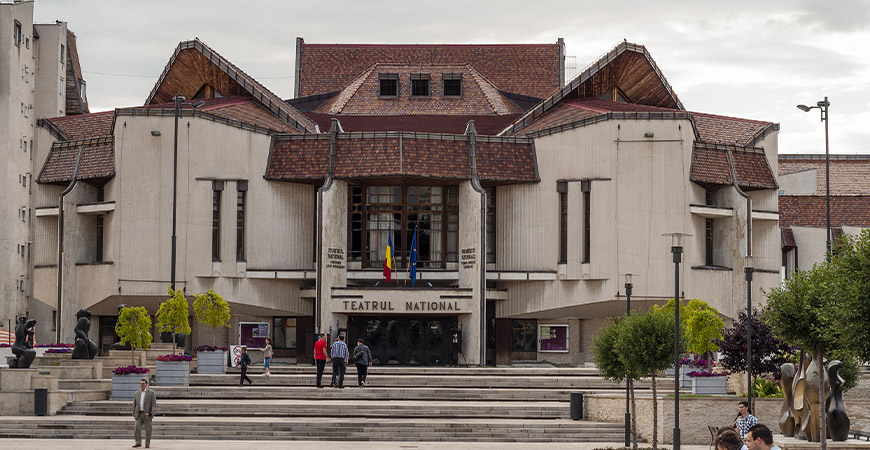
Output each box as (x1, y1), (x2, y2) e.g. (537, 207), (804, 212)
(34, 388), (48, 416)
(570, 392), (583, 420)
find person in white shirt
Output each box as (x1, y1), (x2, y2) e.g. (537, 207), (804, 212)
(132, 378), (157, 448)
(745, 424), (782, 450)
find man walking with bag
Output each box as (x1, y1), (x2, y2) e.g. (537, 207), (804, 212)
(353, 338), (372, 387)
(330, 335), (349, 388)
(132, 377), (157, 448)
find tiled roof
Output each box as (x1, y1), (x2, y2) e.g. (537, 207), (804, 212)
(779, 155), (870, 195)
(692, 112), (775, 147)
(305, 113), (521, 135)
(42, 111), (114, 140)
(266, 133), (537, 183)
(146, 39), (316, 133)
(315, 63), (521, 116)
(779, 195), (870, 228)
(37, 136), (114, 184)
(64, 30), (89, 115)
(690, 143), (777, 190)
(781, 227), (796, 249)
(296, 40), (561, 99)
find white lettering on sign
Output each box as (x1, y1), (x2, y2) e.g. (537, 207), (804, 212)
(340, 300), (462, 312)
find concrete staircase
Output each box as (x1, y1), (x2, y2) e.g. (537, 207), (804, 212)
(0, 366), (664, 442)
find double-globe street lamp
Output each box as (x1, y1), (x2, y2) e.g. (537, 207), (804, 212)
(796, 97), (831, 256)
(664, 232), (689, 450)
(171, 95), (205, 290)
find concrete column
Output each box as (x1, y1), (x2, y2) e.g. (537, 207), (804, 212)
(458, 181), (483, 365)
(317, 180), (348, 334)
(59, 183), (85, 343)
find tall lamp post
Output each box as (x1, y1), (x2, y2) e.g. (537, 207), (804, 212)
(664, 232), (689, 450)
(171, 95), (205, 290)
(797, 97), (831, 255)
(745, 255), (753, 410)
(623, 273), (633, 448)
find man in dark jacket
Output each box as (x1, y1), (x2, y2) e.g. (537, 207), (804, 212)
(353, 338), (373, 387)
(239, 346), (253, 386)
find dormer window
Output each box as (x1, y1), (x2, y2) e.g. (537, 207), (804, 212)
(411, 73), (430, 97)
(379, 73), (398, 98)
(443, 73), (462, 97)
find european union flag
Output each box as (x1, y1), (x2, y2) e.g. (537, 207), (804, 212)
(409, 225), (418, 286)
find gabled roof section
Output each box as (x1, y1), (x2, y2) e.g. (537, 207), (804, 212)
(780, 195), (870, 228)
(37, 136), (114, 185)
(146, 39), (317, 133)
(296, 39), (561, 99)
(500, 41), (684, 136)
(315, 63), (520, 116)
(40, 110), (114, 141)
(64, 30), (89, 115)
(690, 143), (777, 191)
(779, 154), (870, 195)
(693, 112), (777, 147)
(266, 132), (537, 184)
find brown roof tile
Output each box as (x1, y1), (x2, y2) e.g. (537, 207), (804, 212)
(779, 155), (870, 195)
(692, 112), (774, 147)
(690, 143), (777, 190)
(781, 227), (796, 249)
(297, 41), (561, 99)
(315, 63), (520, 116)
(64, 30), (89, 115)
(305, 113), (520, 135)
(43, 111), (114, 140)
(37, 137), (114, 184)
(779, 195), (870, 228)
(266, 133), (536, 183)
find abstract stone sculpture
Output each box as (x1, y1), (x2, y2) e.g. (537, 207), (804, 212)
(826, 360), (850, 441)
(71, 309), (98, 360)
(779, 362), (796, 436)
(802, 355), (823, 442)
(790, 353), (809, 439)
(8, 317), (37, 369)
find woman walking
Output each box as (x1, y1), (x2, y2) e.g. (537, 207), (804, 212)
(263, 338), (273, 377)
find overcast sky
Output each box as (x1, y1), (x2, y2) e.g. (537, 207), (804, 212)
(33, 0), (870, 154)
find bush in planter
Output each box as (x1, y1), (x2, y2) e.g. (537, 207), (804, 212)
(45, 348), (72, 354)
(113, 365), (149, 375)
(193, 290), (231, 344)
(114, 306), (153, 366)
(112, 365), (149, 400)
(157, 286), (192, 352)
(157, 354), (192, 362)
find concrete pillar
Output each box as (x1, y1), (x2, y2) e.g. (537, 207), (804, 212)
(317, 180), (347, 334)
(59, 183), (85, 343)
(458, 181), (484, 365)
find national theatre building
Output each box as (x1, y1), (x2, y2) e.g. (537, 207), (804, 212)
(28, 38), (782, 366)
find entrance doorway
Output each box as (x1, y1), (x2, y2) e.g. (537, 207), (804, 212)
(347, 316), (457, 365)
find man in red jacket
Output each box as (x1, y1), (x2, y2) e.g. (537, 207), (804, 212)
(314, 333), (331, 388)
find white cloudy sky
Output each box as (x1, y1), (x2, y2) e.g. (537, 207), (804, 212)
(34, 0), (870, 154)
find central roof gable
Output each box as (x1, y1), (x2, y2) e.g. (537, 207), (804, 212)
(146, 39), (317, 133)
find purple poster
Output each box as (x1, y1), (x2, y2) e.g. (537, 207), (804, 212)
(539, 325), (568, 351)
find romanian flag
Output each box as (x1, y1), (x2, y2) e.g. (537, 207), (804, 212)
(383, 227), (394, 283)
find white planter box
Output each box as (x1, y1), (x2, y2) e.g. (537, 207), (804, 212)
(691, 376), (728, 395)
(112, 373), (144, 400)
(156, 360), (190, 386)
(196, 351), (227, 374)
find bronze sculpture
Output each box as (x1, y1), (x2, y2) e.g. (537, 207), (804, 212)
(779, 362), (796, 436)
(71, 309), (98, 360)
(780, 354), (850, 442)
(826, 360), (850, 441)
(8, 316), (37, 369)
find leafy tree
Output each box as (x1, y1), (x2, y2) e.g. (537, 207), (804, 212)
(156, 286), (192, 352)
(829, 229), (870, 361)
(193, 290), (231, 346)
(592, 318), (639, 449)
(114, 306), (152, 365)
(616, 308), (680, 450)
(684, 299), (724, 365)
(716, 307), (791, 387)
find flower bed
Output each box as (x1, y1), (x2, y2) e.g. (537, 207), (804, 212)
(112, 365), (149, 400)
(688, 370), (729, 395)
(113, 365), (149, 375)
(194, 345), (228, 352)
(157, 354), (192, 362)
(45, 348), (73, 354)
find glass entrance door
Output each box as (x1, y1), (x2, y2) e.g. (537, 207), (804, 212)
(349, 316), (456, 365)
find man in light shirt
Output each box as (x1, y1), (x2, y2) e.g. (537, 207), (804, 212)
(745, 424), (782, 450)
(132, 377), (157, 448)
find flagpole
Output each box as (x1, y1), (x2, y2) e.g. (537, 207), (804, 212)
(405, 224), (418, 287)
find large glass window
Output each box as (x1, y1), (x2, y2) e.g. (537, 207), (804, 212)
(212, 181), (223, 261)
(512, 319), (537, 352)
(349, 185), (462, 269)
(236, 182), (247, 262)
(274, 317), (297, 349)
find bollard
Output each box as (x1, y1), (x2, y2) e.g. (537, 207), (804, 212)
(570, 392), (583, 420)
(34, 388), (48, 416)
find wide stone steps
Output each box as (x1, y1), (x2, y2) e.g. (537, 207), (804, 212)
(59, 398), (570, 419)
(151, 386), (583, 401)
(0, 416), (625, 442)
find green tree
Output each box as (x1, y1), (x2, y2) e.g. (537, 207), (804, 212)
(193, 290), (231, 345)
(114, 306), (152, 365)
(592, 318), (640, 449)
(156, 286), (192, 352)
(829, 229), (870, 361)
(616, 308), (680, 450)
(684, 299), (724, 364)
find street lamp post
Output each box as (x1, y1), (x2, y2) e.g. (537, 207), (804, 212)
(664, 232), (689, 450)
(797, 97), (831, 255)
(745, 255), (753, 410)
(624, 273), (633, 447)
(171, 95), (204, 290)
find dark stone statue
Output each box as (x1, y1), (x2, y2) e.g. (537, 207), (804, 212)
(779, 362), (796, 436)
(8, 317), (37, 369)
(112, 304), (132, 350)
(826, 360), (850, 441)
(71, 309), (98, 360)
